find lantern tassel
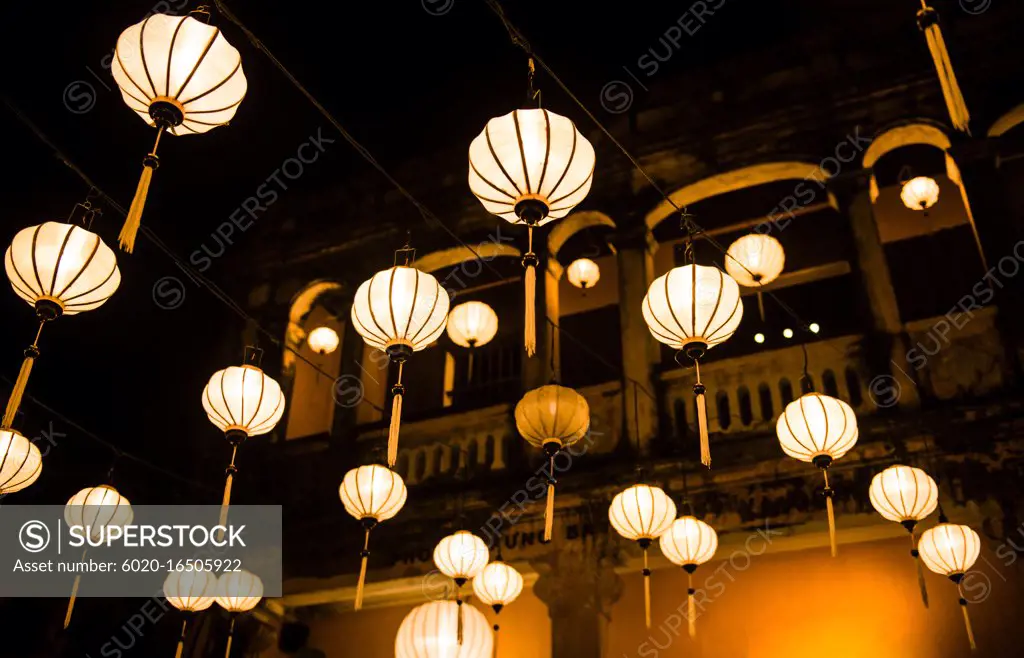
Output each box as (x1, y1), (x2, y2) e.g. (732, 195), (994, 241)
(694, 360), (710, 467)
(544, 454), (555, 542)
(687, 572), (697, 639)
(355, 528), (371, 611)
(120, 127), (165, 253)
(388, 362), (405, 467)
(224, 616), (236, 658)
(523, 227), (537, 357)
(917, 4), (970, 133)
(642, 545), (652, 630)
(219, 445), (238, 533)
(823, 469), (837, 557)
(64, 548), (87, 628)
(175, 619), (188, 658)
(757, 291), (766, 323)
(960, 596), (977, 651)
(3, 321), (44, 428)
(457, 596), (464, 645)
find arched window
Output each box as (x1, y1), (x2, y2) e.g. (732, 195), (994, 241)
(822, 369), (839, 398)
(779, 378), (794, 406)
(758, 383), (774, 421)
(845, 368), (863, 407)
(737, 386), (753, 426)
(716, 392), (731, 430)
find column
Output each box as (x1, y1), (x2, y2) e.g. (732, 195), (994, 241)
(522, 250), (561, 390)
(612, 222), (660, 450)
(829, 171), (920, 407)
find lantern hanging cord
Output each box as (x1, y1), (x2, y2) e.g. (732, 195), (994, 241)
(209, 0), (505, 286)
(0, 96), (387, 416)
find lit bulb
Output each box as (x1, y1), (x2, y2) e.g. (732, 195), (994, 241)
(783, 328), (794, 339)
(809, 323), (820, 334)
(754, 333), (765, 344)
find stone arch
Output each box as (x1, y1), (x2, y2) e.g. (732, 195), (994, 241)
(284, 280), (344, 370)
(645, 162), (831, 231)
(411, 243), (521, 274)
(988, 104), (1024, 138)
(862, 122), (951, 169)
(547, 211), (617, 260)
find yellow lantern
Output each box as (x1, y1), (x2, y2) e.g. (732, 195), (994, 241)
(351, 255), (449, 466)
(3, 213), (121, 428)
(202, 355), (285, 529)
(472, 559), (524, 651)
(339, 464), (408, 610)
(918, 524), (981, 650)
(642, 263), (743, 466)
(777, 393), (858, 557)
(660, 516), (718, 638)
(514, 384), (590, 542)
(468, 106), (595, 356)
(164, 569), (217, 658)
(307, 326), (340, 355)
(0, 429), (43, 494)
(446, 301), (499, 349)
(63, 485), (133, 628)
(901, 176), (940, 211)
(395, 600), (493, 658)
(111, 10), (247, 252)
(434, 530), (489, 642)
(566, 258), (601, 289)
(870, 465), (939, 607)
(609, 484), (677, 629)
(215, 569), (264, 658)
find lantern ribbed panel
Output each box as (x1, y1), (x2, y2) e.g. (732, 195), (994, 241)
(307, 326), (340, 355)
(642, 264), (743, 350)
(339, 465), (408, 522)
(164, 569), (217, 612)
(433, 531), (489, 580)
(514, 384), (590, 449)
(0, 429), (43, 494)
(64, 486), (134, 541)
(724, 234), (785, 287)
(609, 485), (677, 541)
(869, 465), (939, 523)
(471, 561), (524, 607)
(351, 266), (450, 353)
(202, 365), (285, 437)
(5, 223), (121, 314)
(566, 258), (600, 289)
(446, 301), (499, 348)
(918, 523), (981, 577)
(901, 176), (940, 210)
(395, 600), (493, 658)
(659, 516), (718, 567)
(776, 393), (859, 462)
(468, 109), (595, 225)
(215, 569), (263, 612)
(111, 14), (247, 135)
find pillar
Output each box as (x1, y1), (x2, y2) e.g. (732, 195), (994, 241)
(522, 249), (561, 390)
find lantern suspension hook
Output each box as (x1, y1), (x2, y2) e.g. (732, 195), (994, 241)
(394, 235), (416, 267)
(526, 57), (542, 108)
(243, 345), (264, 368)
(189, 4), (213, 23)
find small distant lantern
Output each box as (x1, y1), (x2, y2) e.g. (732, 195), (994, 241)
(215, 570), (264, 658)
(725, 234), (784, 321)
(660, 516), (718, 638)
(870, 465), (939, 607)
(202, 350), (285, 529)
(468, 102), (596, 356)
(514, 384), (590, 542)
(472, 559), (524, 651)
(307, 326), (340, 355)
(777, 393), (858, 557)
(642, 263), (743, 466)
(110, 10), (247, 251)
(351, 246), (449, 466)
(433, 531), (489, 643)
(566, 258), (601, 290)
(609, 484), (677, 629)
(339, 464), (408, 611)
(901, 176), (940, 211)
(446, 301), (499, 349)
(0, 429), (42, 494)
(164, 569), (217, 658)
(918, 524), (981, 651)
(395, 600), (493, 658)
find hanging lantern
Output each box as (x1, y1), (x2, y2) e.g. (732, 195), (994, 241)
(307, 326), (340, 355)
(901, 176), (941, 211)
(609, 484), (677, 630)
(351, 252), (449, 467)
(395, 600), (493, 658)
(725, 234), (784, 323)
(3, 212), (121, 428)
(215, 569), (264, 658)
(339, 464), (408, 611)
(0, 429), (43, 494)
(433, 530), (489, 644)
(916, 5), (970, 133)
(63, 485), (133, 628)
(110, 10), (247, 252)
(566, 258), (601, 290)
(472, 559), (524, 654)
(869, 464), (939, 607)
(164, 569), (217, 658)
(660, 516), (718, 638)
(642, 263), (743, 467)
(202, 351), (285, 529)
(447, 301), (499, 349)
(918, 524), (981, 651)
(468, 104), (595, 356)
(514, 384), (590, 542)
(777, 393), (858, 557)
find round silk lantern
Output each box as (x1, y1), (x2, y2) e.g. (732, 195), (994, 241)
(446, 301), (499, 349)
(918, 523), (981, 650)
(434, 530), (489, 643)
(725, 234), (784, 322)
(165, 569), (217, 658)
(660, 516), (718, 638)
(514, 384), (590, 542)
(395, 600), (493, 658)
(215, 569), (264, 658)
(472, 559), (523, 654)
(0, 429), (43, 494)
(566, 258), (600, 289)
(307, 326), (340, 355)
(901, 176), (940, 211)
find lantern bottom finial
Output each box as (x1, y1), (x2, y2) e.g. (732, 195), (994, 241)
(224, 429), (248, 446)
(812, 454), (833, 470)
(385, 343), (413, 363)
(34, 297), (64, 321)
(149, 97), (185, 128)
(514, 197), (549, 225)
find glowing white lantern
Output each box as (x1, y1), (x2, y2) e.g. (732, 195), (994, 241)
(339, 465), (408, 610)
(351, 264), (449, 466)
(395, 601), (493, 658)
(609, 484), (676, 629)
(725, 234), (785, 287)
(164, 569), (217, 612)
(472, 560), (523, 647)
(446, 301), (499, 349)
(433, 531), (489, 584)
(307, 326), (340, 355)
(901, 176), (940, 211)
(0, 429), (43, 494)
(659, 516), (718, 638)
(566, 258), (601, 289)
(216, 569), (264, 658)
(918, 523), (982, 650)
(110, 11), (247, 251)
